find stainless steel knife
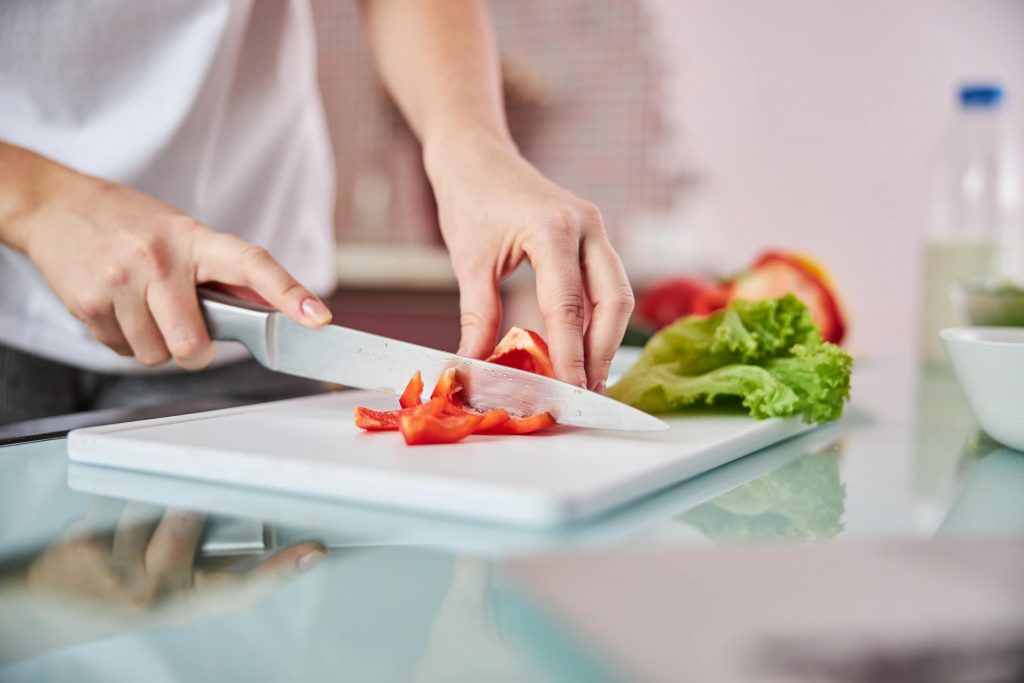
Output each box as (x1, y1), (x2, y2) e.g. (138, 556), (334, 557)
(198, 288), (667, 432)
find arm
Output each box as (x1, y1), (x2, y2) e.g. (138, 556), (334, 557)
(361, 0), (635, 391)
(0, 142), (331, 369)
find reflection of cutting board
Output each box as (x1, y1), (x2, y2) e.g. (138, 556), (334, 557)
(68, 392), (811, 527)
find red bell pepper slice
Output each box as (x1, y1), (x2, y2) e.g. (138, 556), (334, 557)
(399, 412), (484, 446)
(485, 327), (556, 378)
(478, 412), (556, 435)
(354, 406), (405, 431)
(441, 401), (512, 431)
(399, 370), (424, 409)
(430, 367), (462, 401)
(355, 327), (560, 443)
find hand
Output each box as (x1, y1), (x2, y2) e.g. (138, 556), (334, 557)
(5, 145), (332, 370)
(425, 132), (635, 391)
(0, 503), (324, 660)
(20, 504), (325, 612)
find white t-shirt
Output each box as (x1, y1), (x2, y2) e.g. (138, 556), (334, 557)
(0, 0), (336, 373)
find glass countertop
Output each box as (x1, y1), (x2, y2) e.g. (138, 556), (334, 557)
(1, 359), (1021, 681)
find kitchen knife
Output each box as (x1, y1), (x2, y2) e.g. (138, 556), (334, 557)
(198, 288), (667, 432)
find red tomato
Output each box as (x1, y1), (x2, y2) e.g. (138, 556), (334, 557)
(727, 251), (847, 344)
(637, 277), (728, 330)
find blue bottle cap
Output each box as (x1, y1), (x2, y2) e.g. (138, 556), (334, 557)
(960, 84), (1003, 108)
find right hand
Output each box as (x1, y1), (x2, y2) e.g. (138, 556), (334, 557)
(19, 162), (332, 370)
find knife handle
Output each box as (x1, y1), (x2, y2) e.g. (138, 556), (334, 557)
(198, 287), (275, 366)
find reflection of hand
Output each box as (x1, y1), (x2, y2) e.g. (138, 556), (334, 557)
(21, 504), (324, 611)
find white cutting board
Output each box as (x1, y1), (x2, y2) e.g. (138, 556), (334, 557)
(68, 392), (811, 527)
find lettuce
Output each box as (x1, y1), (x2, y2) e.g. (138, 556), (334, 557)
(679, 447), (846, 542)
(607, 295), (851, 423)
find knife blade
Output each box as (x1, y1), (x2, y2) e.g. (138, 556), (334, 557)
(199, 288), (667, 432)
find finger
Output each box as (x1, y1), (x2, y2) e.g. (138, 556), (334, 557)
(581, 236), (635, 392)
(192, 542), (326, 607)
(454, 264), (502, 358)
(247, 542), (326, 578)
(530, 237), (588, 387)
(196, 233), (331, 328)
(114, 291), (171, 367)
(145, 509), (205, 588)
(147, 278), (215, 371)
(82, 307), (133, 356)
(110, 502), (163, 577)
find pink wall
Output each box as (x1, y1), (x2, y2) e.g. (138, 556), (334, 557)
(640, 0), (1024, 358)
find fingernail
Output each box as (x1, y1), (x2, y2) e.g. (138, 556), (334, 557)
(301, 298), (331, 324)
(593, 381), (606, 394)
(296, 549), (325, 572)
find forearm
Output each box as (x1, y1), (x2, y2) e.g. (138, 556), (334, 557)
(0, 141), (82, 254)
(359, 0), (514, 162)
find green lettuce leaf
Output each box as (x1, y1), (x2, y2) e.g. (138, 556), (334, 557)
(607, 295), (851, 424)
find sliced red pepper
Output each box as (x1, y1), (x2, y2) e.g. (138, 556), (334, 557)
(399, 370), (424, 409)
(411, 396), (447, 418)
(356, 327), (559, 442)
(354, 406), (405, 431)
(478, 412), (556, 435)
(486, 327), (556, 378)
(441, 401), (512, 431)
(430, 367), (462, 401)
(399, 412), (484, 446)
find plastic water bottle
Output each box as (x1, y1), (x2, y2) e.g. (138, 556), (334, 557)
(920, 83), (1023, 364)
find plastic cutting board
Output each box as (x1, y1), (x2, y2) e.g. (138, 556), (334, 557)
(68, 391), (811, 527)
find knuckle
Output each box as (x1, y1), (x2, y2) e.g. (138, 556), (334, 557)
(549, 293), (587, 325)
(546, 211), (579, 241)
(459, 310), (491, 330)
(567, 352), (588, 372)
(133, 235), (174, 279)
(76, 293), (109, 321)
(137, 349), (170, 367)
(169, 335), (207, 360)
(240, 244), (272, 267)
(610, 282), (636, 314)
(168, 215), (204, 235)
(577, 202), (603, 226)
(102, 263), (131, 289)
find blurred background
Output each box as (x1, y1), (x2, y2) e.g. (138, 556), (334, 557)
(312, 0), (1024, 360)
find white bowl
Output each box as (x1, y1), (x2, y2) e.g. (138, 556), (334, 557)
(941, 327), (1024, 451)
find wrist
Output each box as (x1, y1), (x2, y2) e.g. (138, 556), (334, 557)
(422, 124), (519, 186)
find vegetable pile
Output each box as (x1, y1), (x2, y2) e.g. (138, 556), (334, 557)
(607, 294), (852, 424)
(354, 327), (557, 445)
(636, 251), (847, 345)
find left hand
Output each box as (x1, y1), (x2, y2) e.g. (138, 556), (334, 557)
(425, 132), (635, 392)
